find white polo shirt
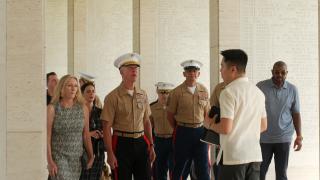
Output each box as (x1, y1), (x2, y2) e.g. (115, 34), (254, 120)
(218, 77), (266, 165)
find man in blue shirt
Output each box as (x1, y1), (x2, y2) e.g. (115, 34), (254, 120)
(257, 61), (303, 180)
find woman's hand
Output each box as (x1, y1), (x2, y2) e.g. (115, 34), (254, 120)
(97, 130), (103, 138)
(90, 130), (103, 139)
(86, 155), (95, 170)
(47, 161), (58, 177)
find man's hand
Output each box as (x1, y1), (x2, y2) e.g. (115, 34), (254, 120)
(209, 106), (220, 123)
(107, 152), (118, 169)
(204, 114), (212, 129)
(293, 136), (303, 151)
(149, 146), (156, 164)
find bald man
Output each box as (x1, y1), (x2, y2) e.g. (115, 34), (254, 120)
(257, 61), (303, 180)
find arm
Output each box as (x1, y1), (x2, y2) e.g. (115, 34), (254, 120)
(143, 116), (153, 144)
(101, 94), (118, 169)
(167, 90), (178, 128)
(209, 116), (233, 134)
(292, 86), (302, 151)
(167, 111), (176, 129)
(143, 97), (156, 164)
(260, 117), (267, 132)
(82, 106), (94, 169)
(150, 116), (154, 128)
(210, 84), (220, 107)
(144, 116), (156, 163)
(203, 108), (210, 128)
(293, 112), (302, 137)
(102, 120), (118, 169)
(292, 112), (302, 151)
(203, 97), (211, 128)
(144, 116), (154, 145)
(47, 105), (58, 177)
(214, 89), (234, 134)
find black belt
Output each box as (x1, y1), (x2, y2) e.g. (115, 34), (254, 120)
(155, 133), (172, 138)
(177, 122), (203, 128)
(113, 130), (144, 138)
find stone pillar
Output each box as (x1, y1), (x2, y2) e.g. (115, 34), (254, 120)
(45, 0), (68, 76)
(0, 0), (7, 179)
(210, 0), (220, 90)
(6, 0), (46, 179)
(140, 0), (210, 101)
(68, 0), (75, 75)
(133, 0), (141, 88)
(74, 0), (88, 73)
(319, 0), (320, 162)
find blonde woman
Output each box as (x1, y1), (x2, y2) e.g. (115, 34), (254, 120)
(47, 74), (94, 180)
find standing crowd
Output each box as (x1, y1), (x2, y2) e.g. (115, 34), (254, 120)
(46, 49), (302, 180)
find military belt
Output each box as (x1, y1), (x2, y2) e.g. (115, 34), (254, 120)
(177, 122), (203, 128)
(113, 130), (144, 138)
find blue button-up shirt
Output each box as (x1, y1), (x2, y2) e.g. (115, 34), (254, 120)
(257, 78), (300, 143)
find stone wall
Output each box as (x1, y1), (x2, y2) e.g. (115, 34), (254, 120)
(0, 0), (318, 179)
(140, 0), (210, 101)
(220, 0), (319, 179)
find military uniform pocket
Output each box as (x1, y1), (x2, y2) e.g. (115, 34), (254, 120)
(198, 99), (207, 107)
(137, 102), (144, 109)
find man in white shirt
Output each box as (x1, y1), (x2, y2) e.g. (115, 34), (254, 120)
(206, 49), (267, 180)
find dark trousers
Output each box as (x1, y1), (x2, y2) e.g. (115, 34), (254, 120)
(260, 142), (290, 180)
(213, 162), (220, 180)
(218, 162), (261, 180)
(154, 137), (174, 180)
(112, 135), (151, 180)
(172, 126), (210, 180)
(212, 146), (221, 180)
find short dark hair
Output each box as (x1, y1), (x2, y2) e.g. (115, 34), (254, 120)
(184, 66), (200, 71)
(81, 82), (95, 93)
(46, 72), (57, 84)
(220, 49), (248, 73)
(273, 61), (287, 70)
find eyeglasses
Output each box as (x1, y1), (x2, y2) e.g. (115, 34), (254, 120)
(158, 90), (170, 94)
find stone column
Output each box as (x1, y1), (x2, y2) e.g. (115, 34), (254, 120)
(0, 0), (7, 179)
(133, 0), (141, 88)
(74, 0), (88, 73)
(67, 0), (74, 75)
(45, 0), (68, 76)
(6, 0), (46, 179)
(210, 0), (220, 90)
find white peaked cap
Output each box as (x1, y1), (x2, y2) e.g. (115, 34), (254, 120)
(114, 52), (141, 68)
(155, 82), (175, 90)
(78, 72), (96, 81)
(180, 59), (203, 69)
